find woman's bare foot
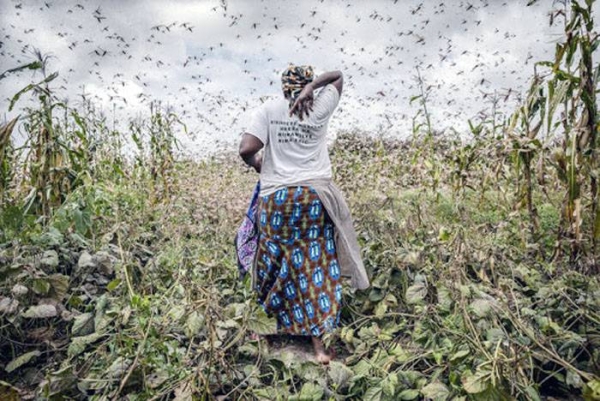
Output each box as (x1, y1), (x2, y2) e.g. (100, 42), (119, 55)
(311, 336), (333, 364)
(250, 333), (273, 346)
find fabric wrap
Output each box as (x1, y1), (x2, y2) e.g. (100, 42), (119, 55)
(281, 64), (315, 109)
(235, 181), (261, 279)
(308, 179), (370, 291)
(239, 178), (370, 291)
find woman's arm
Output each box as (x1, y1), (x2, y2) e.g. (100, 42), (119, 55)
(239, 133), (264, 173)
(309, 70), (344, 94)
(290, 70), (343, 120)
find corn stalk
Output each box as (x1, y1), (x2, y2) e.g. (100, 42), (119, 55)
(0, 117), (19, 207)
(148, 101), (185, 202)
(506, 74), (545, 251)
(545, 0), (600, 270)
(9, 51), (91, 220)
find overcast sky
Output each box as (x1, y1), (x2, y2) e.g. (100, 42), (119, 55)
(0, 0), (591, 155)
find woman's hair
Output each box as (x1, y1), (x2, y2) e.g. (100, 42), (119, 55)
(281, 64), (314, 108)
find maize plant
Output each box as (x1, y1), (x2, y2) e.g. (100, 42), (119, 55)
(544, 0), (599, 268)
(8, 51), (97, 221)
(506, 74), (545, 249)
(0, 117), (18, 207)
(148, 101), (186, 202)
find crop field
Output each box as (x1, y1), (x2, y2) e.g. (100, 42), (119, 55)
(1, 1), (600, 400)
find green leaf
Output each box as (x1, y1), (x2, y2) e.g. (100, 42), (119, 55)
(462, 369), (491, 394)
(9, 71), (59, 111)
(0, 61), (42, 81)
(375, 301), (388, 317)
(107, 278), (121, 291)
(405, 282), (427, 304)
(449, 348), (470, 362)
(247, 307), (276, 335)
(68, 332), (103, 357)
(421, 381), (450, 400)
(471, 386), (512, 401)
(353, 359), (371, 377)
(566, 370), (583, 389)
(185, 310), (205, 338)
(363, 385), (383, 401)
(5, 350), (41, 373)
(328, 361), (354, 389)
(583, 379), (600, 400)
(295, 382), (323, 401)
(369, 287), (385, 302)
(32, 278), (50, 295)
(436, 285), (453, 313)
(381, 374), (399, 396)
(409, 95), (422, 104)
(399, 389), (420, 400)
(524, 386), (542, 401)
(34, 228), (64, 247)
(389, 343), (412, 363)
(398, 370), (424, 386)
(438, 226), (451, 241)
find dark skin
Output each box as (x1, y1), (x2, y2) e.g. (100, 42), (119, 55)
(239, 70), (344, 172)
(238, 70), (344, 363)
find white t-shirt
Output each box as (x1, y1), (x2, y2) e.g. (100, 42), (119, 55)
(246, 84), (340, 196)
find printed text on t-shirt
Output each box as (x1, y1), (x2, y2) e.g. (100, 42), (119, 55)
(270, 120), (324, 144)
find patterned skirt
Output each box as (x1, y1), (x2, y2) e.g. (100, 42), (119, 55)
(255, 186), (342, 337)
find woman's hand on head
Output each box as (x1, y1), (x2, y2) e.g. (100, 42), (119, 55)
(289, 84), (314, 120)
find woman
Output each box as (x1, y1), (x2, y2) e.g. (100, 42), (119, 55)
(239, 65), (369, 363)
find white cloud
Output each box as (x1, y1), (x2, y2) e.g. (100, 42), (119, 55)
(1, 0), (597, 154)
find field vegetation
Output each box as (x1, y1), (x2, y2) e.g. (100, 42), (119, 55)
(1, 1), (599, 400)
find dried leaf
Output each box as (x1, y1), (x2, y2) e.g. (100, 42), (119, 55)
(71, 313), (94, 336)
(77, 251), (95, 271)
(0, 297), (19, 314)
(173, 379), (193, 401)
(0, 380), (20, 401)
(461, 369), (490, 394)
(11, 284), (28, 297)
(405, 282), (427, 304)
(328, 361), (354, 388)
(421, 381), (450, 400)
(5, 350), (41, 373)
(40, 250), (59, 267)
(22, 304), (57, 319)
(48, 274), (69, 300)
(469, 299), (493, 318)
